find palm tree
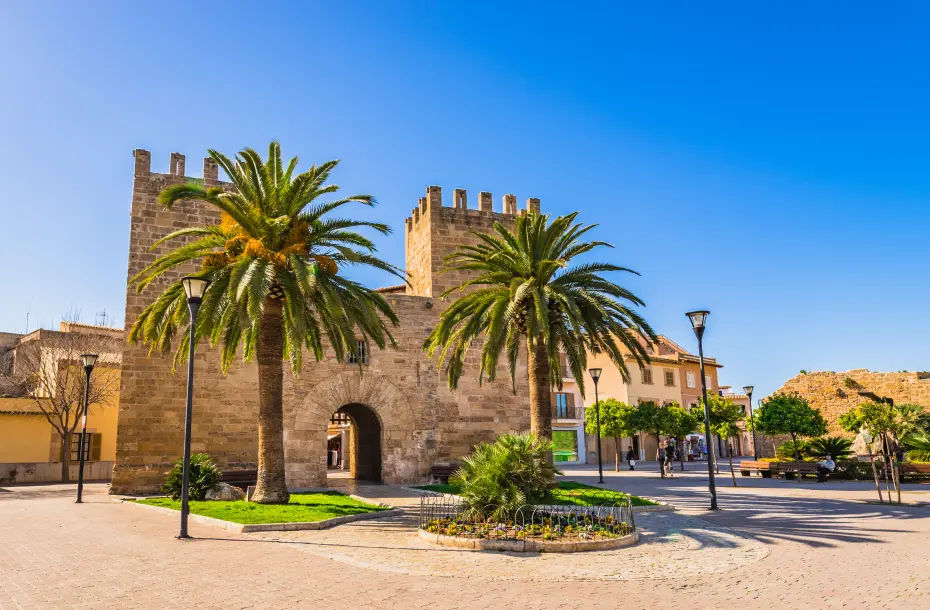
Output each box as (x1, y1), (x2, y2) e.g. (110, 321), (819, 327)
(129, 142), (401, 503)
(423, 211), (655, 449)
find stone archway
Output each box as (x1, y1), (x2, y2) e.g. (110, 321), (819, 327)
(332, 403), (383, 482)
(284, 370), (423, 489)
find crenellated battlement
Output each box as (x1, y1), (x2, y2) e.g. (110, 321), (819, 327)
(403, 185), (542, 297)
(403, 185), (541, 233)
(132, 149), (221, 184)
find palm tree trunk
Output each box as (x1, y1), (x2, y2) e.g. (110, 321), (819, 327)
(60, 432), (70, 482)
(252, 299), (290, 504)
(526, 338), (552, 461)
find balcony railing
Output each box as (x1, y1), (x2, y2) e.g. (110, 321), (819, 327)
(552, 405), (583, 420)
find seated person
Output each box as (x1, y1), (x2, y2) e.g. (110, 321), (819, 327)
(817, 455), (836, 482)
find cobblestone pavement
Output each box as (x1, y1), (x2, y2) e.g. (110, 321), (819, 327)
(2, 467), (929, 609)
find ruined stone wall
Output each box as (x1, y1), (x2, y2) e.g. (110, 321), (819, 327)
(774, 369), (930, 436)
(113, 151), (534, 494)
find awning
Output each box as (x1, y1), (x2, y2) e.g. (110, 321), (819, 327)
(327, 432), (341, 441)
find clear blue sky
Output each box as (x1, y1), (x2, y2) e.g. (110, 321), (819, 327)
(2, 1), (929, 400)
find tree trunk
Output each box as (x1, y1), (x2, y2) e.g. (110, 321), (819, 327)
(792, 432), (802, 484)
(252, 299), (290, 504)
(869, 450), (884, 503)
(526, 338), (552, 462)
(656, 432), (665, 478)
(614, 437), (620, 472)
(679, 436), (685, 472)
(880, 437), (893, 502)
(728, 437), (738, 487)
(60, 432), (70, 483)
(714, 435), (720, 474)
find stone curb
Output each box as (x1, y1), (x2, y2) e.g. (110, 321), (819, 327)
(417, 528), (639, 553)
(113, 496), (404, 533)
(401, 486), (675, 512)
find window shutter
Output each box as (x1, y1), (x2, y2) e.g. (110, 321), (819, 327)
(90, 434), (101, 461)
(550, 392), (557, 406)
(566, 393), (575, 408)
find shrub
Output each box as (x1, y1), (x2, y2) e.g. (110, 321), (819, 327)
(832, 460), (874, 481)
(452, 432), (559, 520)
(775, 439), (810, 459)
(903, 432), (930, 463)
(162, 453), (221, 500)
(807, 436), (853, 460)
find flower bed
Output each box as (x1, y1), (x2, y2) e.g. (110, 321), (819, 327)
(417, 495), (637, 552)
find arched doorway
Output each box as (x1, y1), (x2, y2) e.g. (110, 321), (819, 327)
(326, 403), (382, 483)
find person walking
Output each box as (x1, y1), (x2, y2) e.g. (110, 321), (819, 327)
(626, 447), (636, 470)
(665, 441), (676, 477)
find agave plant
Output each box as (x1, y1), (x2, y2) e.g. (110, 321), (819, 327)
(452, 432), (560, 520)
(807, 436), (853, 460)
(129, 142), (401, 503)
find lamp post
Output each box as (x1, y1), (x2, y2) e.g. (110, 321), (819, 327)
(686, 310), (718, 510)
(75, 353), (98, 503)
(179, 276), (210, 539)
(588, 368), (604, 484)
(743, 385), (757, 460)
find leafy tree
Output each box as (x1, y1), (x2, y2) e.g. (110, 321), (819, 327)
(129, 142), (401, 503)
(807, 436), (853, 460)
(424, 211), (656, 452)
(693, 393), (745, 483)
(634, 400), (676, 478)
(585, 398), (639, 471)
(451, 432), (559, 520)
(665, 405), (699, 471)
(755, 393), (827, 484)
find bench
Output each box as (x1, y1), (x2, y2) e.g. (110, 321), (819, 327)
(738, 461), (821, 479)
(220, 469), (257, 490)
(429, 463), (459, 484)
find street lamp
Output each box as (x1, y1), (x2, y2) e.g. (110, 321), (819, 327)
(686, 310), (718, 510)
(588, 367), (604, 484)
(179, 276), (210, 539)
(75, 353), (98, 503)
(742, 385), (757, 460)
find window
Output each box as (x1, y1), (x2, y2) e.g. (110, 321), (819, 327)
(552, 430), (579, 463)
(664, 370), (675, 387)
(705, 373), (713, 389)
(69, 433), (101, 462)
(686, 371), (695, 388)
(551, 392), (575, 418)
(347, 340), (368, 364)
(642, 368), (653, 384)
(330, 411), (351, 426)
(558, 353), (571, 377)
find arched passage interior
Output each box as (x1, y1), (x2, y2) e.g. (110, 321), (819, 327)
(327, 403), (382, 483)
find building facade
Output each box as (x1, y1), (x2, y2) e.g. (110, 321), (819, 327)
(111, 151), (543, 494)
(0, 323), (121, 483)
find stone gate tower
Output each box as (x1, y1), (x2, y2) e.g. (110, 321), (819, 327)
(111, 150), (542, 494)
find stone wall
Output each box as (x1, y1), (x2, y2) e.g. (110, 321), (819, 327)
(774, 369), (930, 436)
(112, 151), (536, 494)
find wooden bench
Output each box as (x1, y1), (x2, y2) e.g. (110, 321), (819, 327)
(739, 461), (821, 479)
(220, 469), (257, 491)
(900, 463), (930, 480)
(429, 463), (459, 484)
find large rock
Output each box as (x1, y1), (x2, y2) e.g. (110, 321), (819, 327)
(205, 482), (245, 501)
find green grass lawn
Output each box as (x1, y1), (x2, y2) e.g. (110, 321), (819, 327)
(136, 491), (386, 524)
(414, 480), (657, 507)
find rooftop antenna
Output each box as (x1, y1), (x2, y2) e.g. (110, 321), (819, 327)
(25, 293), (34, 333)
(96, 309), (108, 326)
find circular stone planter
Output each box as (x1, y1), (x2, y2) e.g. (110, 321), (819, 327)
(417, 528), (639, 553)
